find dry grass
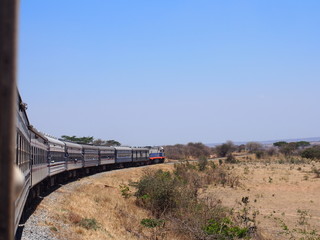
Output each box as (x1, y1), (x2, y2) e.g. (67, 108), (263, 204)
(37, 159), (320, 240)
(203, 162), (320, 240)
(42, 165), (184, 240)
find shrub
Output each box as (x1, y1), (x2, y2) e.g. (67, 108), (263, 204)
(204, 217), (248, 239)
(225, 154), (237, 164)
(68, 212), (82, 224)
(140, 218), (165, 228)
(163, 142), (212, 160)
(301, 146), (320, 159)
(246, 142), (263, 153)
(215, 141), (236, 157)
(134, 170), (178, 216)
(266, 147), (278, 156)
(119, 184), (131, 198)
(255, 151), (265, 159)
(312, 167), (320, 178)
(131, 163), (249, 239)
(198, 156), (208, 171)
(78, 218), (100, 230)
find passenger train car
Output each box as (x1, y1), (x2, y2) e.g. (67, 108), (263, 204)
(15, 94), (31, 235)
(14, 91), (165, 237)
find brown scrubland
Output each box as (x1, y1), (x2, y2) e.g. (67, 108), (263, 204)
(38, 154), (320, 240)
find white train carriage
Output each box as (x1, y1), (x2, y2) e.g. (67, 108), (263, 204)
(82, 144), (99, 167)
(115, 146), (132, 163)
(29, 126), (49, 187)
(132, 147), (149, 163)
(46, 136), (66, 176)
(99, 146), (115, 166)
(65, 141), (83, 170)
(15, 94), (31, 233)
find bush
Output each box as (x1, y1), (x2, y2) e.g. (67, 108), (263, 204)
(131, 162), (247, 239)
(204, 217), (248, 239)
(312, 167), (320, 178)
(215, 141), (236, 157)
(134, 170), (178, 216)
(198, 156), (208, 171)
(255, 151), (265, 159)
(140, 218), (165, 228)
(225, 154), (237, 164)
(164, 142), (212, 160)
(301, 146), (320, 159)
(78, 218), (100, 230)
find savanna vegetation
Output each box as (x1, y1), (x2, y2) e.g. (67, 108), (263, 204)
(165, 140), (320, 162)
(43, 139), (320, 240)
(128, 161), (256, 240)
(60, 135), (121, 146)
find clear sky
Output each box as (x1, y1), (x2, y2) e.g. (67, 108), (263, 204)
(18, 0), (320, 146)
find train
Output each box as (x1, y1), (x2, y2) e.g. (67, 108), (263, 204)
(14, 92), (165, 236)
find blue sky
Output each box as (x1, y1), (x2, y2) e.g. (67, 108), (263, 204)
(18, 1), (320, 146)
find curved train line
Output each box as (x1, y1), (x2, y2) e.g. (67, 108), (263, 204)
(14, 91), (165, 238)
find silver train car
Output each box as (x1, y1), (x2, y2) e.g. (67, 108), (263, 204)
(29, 126), (48, 188)
(15, 94), (31, 234)
(65, 141), (83, 176)
(13, 92), (165, 237)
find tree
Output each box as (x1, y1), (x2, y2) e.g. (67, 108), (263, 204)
(296, 141), (311, 149)
(237, 144), (246, 153)
(245, 142), (263, 153)
(105, 140), (121, 146)
(301, 146), (320, 159)
(92, 139), (106, 146)
(273, 141), (288, 148)
(215, 141), (236, 157)
(186, 142), (211, 158)
(61, 135), (94, 144)
(61, 136), (121, 146)
(279, 142), (298, 156)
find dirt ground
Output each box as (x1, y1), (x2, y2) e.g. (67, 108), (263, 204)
(204, 162), (320, 240)
(37, 161), (320, 240)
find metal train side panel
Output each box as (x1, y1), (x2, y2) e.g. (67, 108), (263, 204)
(29, 127), (49, 187)
(115, 147), (132, 163)
(64, 141), (83, 170)
(82, 144), (99, 167)
(132, 147), (149, 162)
(99, 146), (115, 165)
(46, 136), (66, 176)
(14, 94), (31, 234)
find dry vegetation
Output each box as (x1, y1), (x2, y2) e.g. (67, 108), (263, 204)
(37, 156), (320, 240)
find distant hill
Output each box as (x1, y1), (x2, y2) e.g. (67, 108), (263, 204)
(206, 137), (320, 147)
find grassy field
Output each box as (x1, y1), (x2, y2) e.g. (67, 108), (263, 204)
(40, 158), (320, 240)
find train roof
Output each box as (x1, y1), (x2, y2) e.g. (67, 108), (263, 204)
(63, 141), (82, 148)
(131, 147), (149, 151)
(81, 144), (100, 150)
(46, 136), (65, 146)
(28, 125), (47, 141)
(114, 146), (132, 151)
(98, 146), (115, 150)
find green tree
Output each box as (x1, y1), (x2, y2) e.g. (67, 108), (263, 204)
(273, 141), (288, 147)
(301, 146), (320, 159)
(105, 140), (121, 146)
(61, 135), (94, 144)
(279, 142), (298, 156)
(92, 139), (106, 146)
(296, 141), (311, 148)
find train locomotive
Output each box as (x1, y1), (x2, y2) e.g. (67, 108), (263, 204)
(14, 92), (165, 236)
